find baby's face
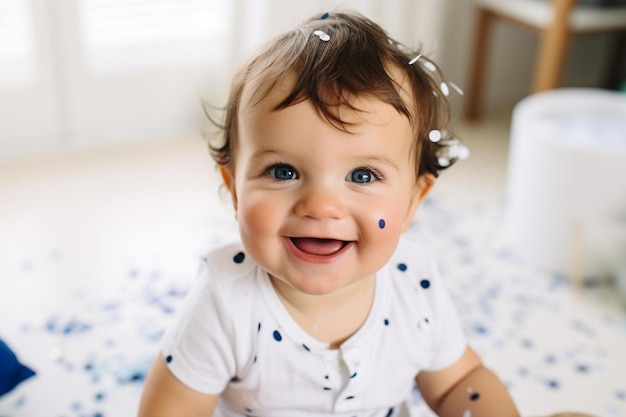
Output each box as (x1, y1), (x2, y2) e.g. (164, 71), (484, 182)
(222, 77), (430, 297)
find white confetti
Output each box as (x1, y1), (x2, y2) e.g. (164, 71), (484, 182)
(49, 346), (64, 361)
(449, 81), (464, 96)
(429, 129), (442, 142)
(457, 146), (470, 160)
(440, 82), (450, 97)
(313, 30), (330, 42)
(408, 54), (422, 65)
(423, 61), (437, 72)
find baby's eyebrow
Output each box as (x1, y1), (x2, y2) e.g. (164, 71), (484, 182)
(248, 149), (401, 172)
(355, 155), (400, 172)
(249, 149), (284, 161)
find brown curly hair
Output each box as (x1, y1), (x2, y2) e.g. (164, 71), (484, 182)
(208, 10), (458, 178)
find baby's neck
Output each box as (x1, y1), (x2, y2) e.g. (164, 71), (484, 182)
(270, 275), (376, 348)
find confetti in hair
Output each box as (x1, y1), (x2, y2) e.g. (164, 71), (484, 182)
(408, 54), (422, 65)
(429, 130), (442, 142)
(440, 82), (450, 97)
(398, 39), (469, 169)
(313, 30), (330, 42)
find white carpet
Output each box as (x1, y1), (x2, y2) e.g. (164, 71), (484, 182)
(1, 137), (624, 417)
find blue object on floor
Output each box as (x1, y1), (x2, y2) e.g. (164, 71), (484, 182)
(0, 338), (36, 397)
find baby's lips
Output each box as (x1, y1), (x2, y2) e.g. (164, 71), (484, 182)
(290, 238), (347, 256)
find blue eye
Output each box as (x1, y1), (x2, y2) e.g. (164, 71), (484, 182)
(348, 168), (376, 183)
(268, 164), (298, 180)
(350, 169), (372, 183)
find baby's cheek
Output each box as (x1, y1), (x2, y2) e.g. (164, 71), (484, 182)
(236, 196), (283, 266)
(237, 194), (279, 234)
(365, 210), (405, 245)
(359, 212), (404, 267)
(369, 206), (406, 234)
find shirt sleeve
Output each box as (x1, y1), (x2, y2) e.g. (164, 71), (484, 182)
(160, 257), (237, 394)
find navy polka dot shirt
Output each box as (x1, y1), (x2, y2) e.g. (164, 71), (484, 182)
(161, 237), (466, 416)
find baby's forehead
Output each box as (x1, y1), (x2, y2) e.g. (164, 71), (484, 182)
(239, 65), (417, 126)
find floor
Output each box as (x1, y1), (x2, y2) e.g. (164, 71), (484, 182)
(1, 109), (625, 417)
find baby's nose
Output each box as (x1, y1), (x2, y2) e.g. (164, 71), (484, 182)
(293, 184), (347, 220)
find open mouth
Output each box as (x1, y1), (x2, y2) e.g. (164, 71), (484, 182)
(289, 237), (351, 257)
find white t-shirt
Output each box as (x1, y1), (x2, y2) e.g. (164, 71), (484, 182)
(161, 236), (466, 417)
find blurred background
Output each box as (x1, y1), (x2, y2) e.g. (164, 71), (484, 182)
(1, 1), (626, 416)
(0, 0), (622, 158)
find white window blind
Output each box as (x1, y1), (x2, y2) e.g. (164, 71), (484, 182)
(0, 0), (232, 159)
(0, 0), (36, 86)
(78, 0), (230, 74)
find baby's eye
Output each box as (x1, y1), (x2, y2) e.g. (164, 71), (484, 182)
(347, 168), (380, 183)
(267, 164), (298, 180)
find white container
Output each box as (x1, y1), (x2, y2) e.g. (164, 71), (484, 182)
(505, 88), (626, 278)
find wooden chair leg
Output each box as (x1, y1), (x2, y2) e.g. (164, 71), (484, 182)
(604, 31), (626, 90)
(465, 8), (494, 121)
(532, 0), (576, 92)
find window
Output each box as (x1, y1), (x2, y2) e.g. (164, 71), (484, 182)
(0, 0), (37, 86)
(0, 0), (232, 158)
(78, 0), (230, 74)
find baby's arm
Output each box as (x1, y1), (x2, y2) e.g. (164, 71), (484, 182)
(138, 352), (219, 417)
(415, 347), (519, 417)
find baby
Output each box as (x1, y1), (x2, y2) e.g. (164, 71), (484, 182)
(139, 10), (519, 417)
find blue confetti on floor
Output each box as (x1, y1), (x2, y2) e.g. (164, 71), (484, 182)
(2, 198), (625, 416)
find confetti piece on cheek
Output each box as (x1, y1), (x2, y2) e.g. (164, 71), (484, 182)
(462, 410), (472, 417)
(378, 219), (386, 229)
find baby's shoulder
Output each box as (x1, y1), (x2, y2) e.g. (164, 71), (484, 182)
(201, 242), (257, 289)
(390, 236), (437, 274)
(186, 242), (261, 319)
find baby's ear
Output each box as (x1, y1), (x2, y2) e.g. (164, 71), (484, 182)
(402, 174), (435, 232)
(219, 165), (238, 212)
(416, 174), (435, 201)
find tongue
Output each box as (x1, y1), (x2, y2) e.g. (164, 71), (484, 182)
(291, 238), (345, 256)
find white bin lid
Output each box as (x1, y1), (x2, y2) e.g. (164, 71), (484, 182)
(515, 88), (626, 155)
